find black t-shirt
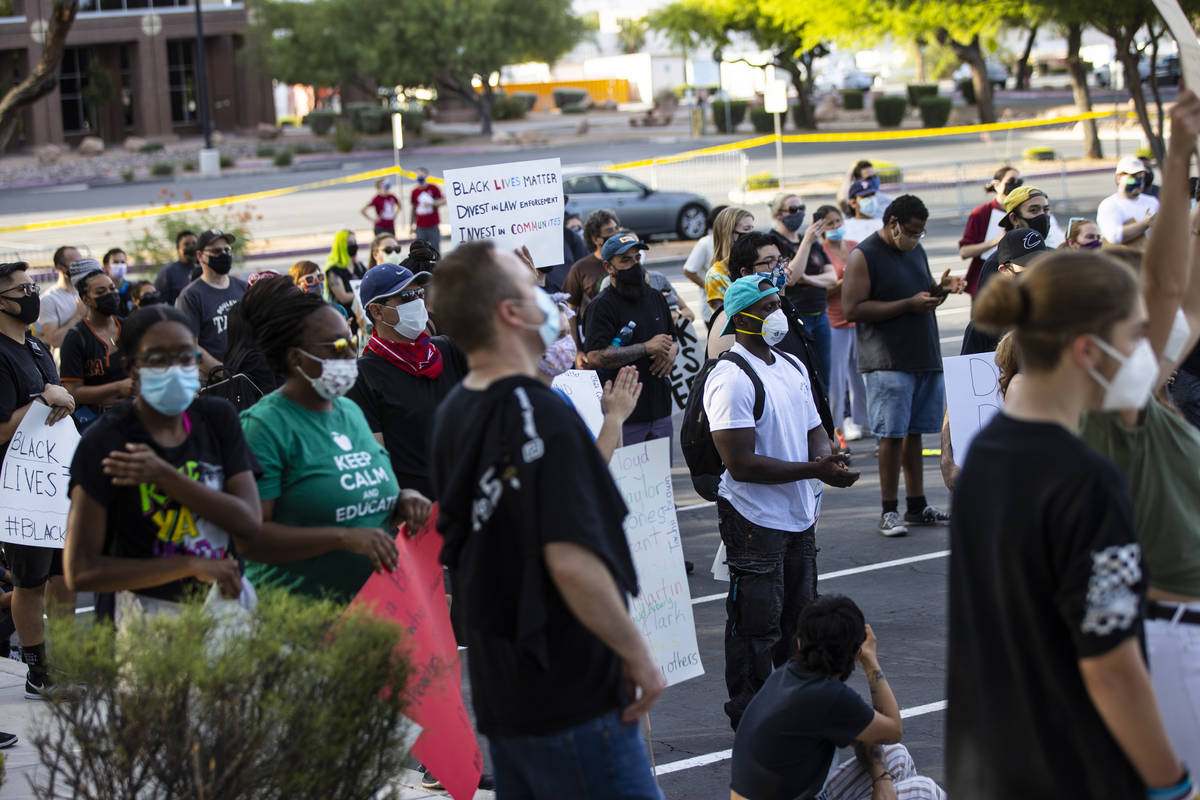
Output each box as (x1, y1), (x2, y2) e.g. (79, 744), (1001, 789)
(175, 277), (247, 362)
(731, 663), (874, 800)
(115, 282), (136, 317)
(153, 261), (195, 306)
(583, 284), (676, 424)
(346, 336), (467, 498)
(68, 397), (259, 602)
(854, 233), (940, 373)
(769, 230), (830, 316)
(59, 320), (126, 414)
(948, 414), (1147, 799)
(1181, 342), (1200, 377)
(431, 375), (638, 737)
(0, 332), (57, 429)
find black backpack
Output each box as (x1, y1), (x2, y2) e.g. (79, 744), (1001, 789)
(680, 348), (806, 501)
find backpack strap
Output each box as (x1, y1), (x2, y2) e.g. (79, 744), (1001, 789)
(772, 347), (807, 378)
(717, 350), (765, 420)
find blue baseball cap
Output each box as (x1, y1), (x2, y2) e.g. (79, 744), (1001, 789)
(359, 262), (431, 307)
(722, 274), (779, 335)
(601, 232), (649, 262)
(848, 178), (876, 199)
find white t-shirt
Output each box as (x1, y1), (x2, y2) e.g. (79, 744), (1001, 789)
(38, 286), (77, 330)
(684, 234), (715, 325)
(703, 342), (823, 532)
(1096, 192), (1159, 244)
(843, 216), (882, 245)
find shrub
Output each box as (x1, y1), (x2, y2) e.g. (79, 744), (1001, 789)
(255, 145), (276, 158)
(491, 94), (529, 121)
(749, 107), (775, 134)
(429, 135), (446, 145)
(957, 78), (976, 105)
(138, 141), (165, 153)
(562, 103), (589, 114)
(357, 108), (389, 134)
(841, 88), (865, 110)
(746, 172), (779, 190)
(120, 169), (134, 183)
(873, 95), (908, 128)
(150, 162), (174, 176)
(305, 110), (338, 136)
(273, 149), (293, 167)
(511, 91), (538, 112)
(182, 160), (197, 172)
(918, 96), (953, 128)
(710, 99), (748, 133)
(31, 589), (414, 800)
(293, 142), (313, 155)
(400, 109), (424, 137)
(126, 206), (254, 267)
(219, 152), (236, 168)
(334, 122), (358, 154)
(905, 83), (939, 106)
(553, 87), (590, 108)
(1023, 146), (1057, 161)
(791, 102), (817, 130)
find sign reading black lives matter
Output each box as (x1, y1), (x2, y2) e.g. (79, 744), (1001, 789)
(0, 404), (79, 549)
(444, 158), (564, 269)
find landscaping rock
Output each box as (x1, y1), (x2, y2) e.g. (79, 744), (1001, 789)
(210, 130), (224, 146)
(574, 118), (590, 136)
(255, 123), (280, 140)
(77, 136), (105, 156)
(491, 130), (517, 145)
(122, 136), (147, 153)
(35, 144), (64, 166)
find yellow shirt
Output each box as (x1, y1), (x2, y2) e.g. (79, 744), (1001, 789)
(705, 262), (731, 305)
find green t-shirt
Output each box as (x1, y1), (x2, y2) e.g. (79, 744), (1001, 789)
(1080, 400), (1200, 596)
(240, 391), (400, 603)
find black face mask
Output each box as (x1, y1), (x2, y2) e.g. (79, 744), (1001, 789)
(207, 253), (233, 275)
(1, 293), (40, 325)
(183, 245), (198, 263)
(1022, 213), (1051, 239)
(346, 244), (359, 258)
(138, 291), (163, 307)
(94, 293), (121, 316)
(1002, 177), (1023, 195)
(614, 262), (645, 289)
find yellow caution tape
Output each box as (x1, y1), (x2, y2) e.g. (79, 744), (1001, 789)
(0, 164), (444, 234)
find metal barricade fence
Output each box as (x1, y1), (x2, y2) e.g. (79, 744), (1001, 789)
(619, 151), (749, 203)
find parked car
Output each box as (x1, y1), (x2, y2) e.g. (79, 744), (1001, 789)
(1093, 57), (1151, 88)
(563, 170), (711, 240)
(953, 62), (1008, 90)
(1155, 54), (1181, 86)
(815, 68), (875, 93)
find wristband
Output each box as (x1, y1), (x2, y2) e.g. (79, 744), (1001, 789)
(1148, 769), (1193, 800)
(872, 771), (894, 784)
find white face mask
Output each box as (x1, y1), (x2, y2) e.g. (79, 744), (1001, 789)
(1087, 337), (1159, 411)
(857, 195), (879, 218)
(740, 308), (788, 346)
(108, 262), (127, 282)
(296, 351), (359, 400)
(1164, 309), (1191, 362)
(384, 299), (429, 340)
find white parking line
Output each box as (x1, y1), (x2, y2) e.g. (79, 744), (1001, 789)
(678, 501), (716, 513)
(653, 699), (947, 776)
(690, 550), (950, 605)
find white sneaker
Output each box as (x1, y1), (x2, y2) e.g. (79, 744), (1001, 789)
(878, 511), (908, 537)
(843, 420), (864, 441)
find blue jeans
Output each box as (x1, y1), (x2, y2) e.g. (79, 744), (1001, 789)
(1170, 368), (1200, 431)
(800, 310), (832, 389)
(828, 326), (868, 428)
(489, 710), (663, 800)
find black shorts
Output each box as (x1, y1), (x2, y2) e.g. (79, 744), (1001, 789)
(4, 544), (63, 589)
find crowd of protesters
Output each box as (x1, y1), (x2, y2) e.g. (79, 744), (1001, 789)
(0, 100), (1195, 800)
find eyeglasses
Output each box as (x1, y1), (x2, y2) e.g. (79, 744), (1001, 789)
(395, 288), (424, 303)
(137, 349), (204, 368)
(897, 225), (926, 240)
(752, 256), (789, 270)
(307, 337), (355, 357)
(0, 283), (38, 298)
(204, 247), (232, 256)
(381, 246), (403, 255)
(297, 272), (325, 287)
(785, 205), (805, 215)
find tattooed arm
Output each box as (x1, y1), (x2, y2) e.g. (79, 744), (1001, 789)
(854, 623), (903, 745)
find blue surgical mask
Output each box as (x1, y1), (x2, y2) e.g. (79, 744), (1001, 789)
(866, 175), (881, 192)
(139, 365), (200, 416)
(826, 226), (847, 242)
(857, 195), (879, 218)
(527, 289), (562, 349)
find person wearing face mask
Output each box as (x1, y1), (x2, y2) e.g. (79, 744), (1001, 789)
(843, 195), (965, 538)
(949, 252), (1189, 800)
(62, 305), (260, 628)
(1097, 156), (1161, 248)
(837, 160), (895, 216)
(288, 260), (333, 302)
(237, 290), (429, 603)
(154, 230), (199, 307)
(36, 245), (86, 351)
(1064, 217), (1103, 249)
(59, 261), (135, 422)
(428, 241), (664, 798)
(410, 167), (446, 256)
(131, 280), (163, 310)
(958, 166), (1024, 295)
(959, 228), (1048, 356)
(842, 179), (885, 245)
(0, 261), (76, 700)
(1139, 152), (1161, 198)
(323, 229), (366, 333)
(174, 229), (247, 375)
(703, 274), (860, 730)
(347, 263), (466, 499)
(360, 178), (400, 236)
(819, 205), (869, 448)
(101, 248), (135, 317)
(705, 206), (755, 313)
(220, 275), (302, 406)
(584, 233), (680, 449)
(368, 232), (404, 268)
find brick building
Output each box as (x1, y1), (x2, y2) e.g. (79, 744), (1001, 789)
(0, 0), (273, 148)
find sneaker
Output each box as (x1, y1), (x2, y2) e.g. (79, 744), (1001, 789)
(420, 769), (444, 791)
(878, 511), (908, 537)
(24, 675), (50, 700)
(0, 730), (16, 748)
(685, 560), (694, 574)
(843, 421), (864, 441)
(905, 505), (951, 526)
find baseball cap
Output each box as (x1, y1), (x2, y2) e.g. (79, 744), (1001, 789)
(196, 229), (236, 251)
(996, 228), (1047, 268)
(848, 178), (876, 199)
(1000, 185), (1048, 229)
(68, 257), (104, 291)
(721, 274), (779, 335)
(1116, 156), (1147, 176)
(601, 233), (649, 262)
(359, 262), (431, 307)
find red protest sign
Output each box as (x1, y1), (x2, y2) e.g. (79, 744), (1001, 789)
(350, 504), (483, 800)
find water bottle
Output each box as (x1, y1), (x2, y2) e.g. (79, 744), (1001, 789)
(611, 320), (636, 347)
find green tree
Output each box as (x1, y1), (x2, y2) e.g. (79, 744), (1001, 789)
(617, 17), (649, 54)
(0, 0), (79, 152)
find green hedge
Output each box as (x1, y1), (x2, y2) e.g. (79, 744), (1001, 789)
(562, 102), (589, 114)
(711, 99), (748, 133)
(492, 94), (529, 121)
(905, 84), (939, 106)
(957, 78), (976, 105)
(511, 91), (538, 112)
(917, 96), (953, 128)
(841, 89), (865, 110)
(553, 87), (590, 108)
(305, 110), (337, 135)
(273, 149), (294, 167)
(792, 102), (817, 129)
(749, 107), (775, 133)
(874, 95), (908, 128)
(356, 108), (389, 134)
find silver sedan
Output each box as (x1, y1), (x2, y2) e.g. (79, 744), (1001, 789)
(564, 170), (711, 240)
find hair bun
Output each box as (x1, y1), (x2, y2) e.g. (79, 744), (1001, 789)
(973, 272), (1027, 334)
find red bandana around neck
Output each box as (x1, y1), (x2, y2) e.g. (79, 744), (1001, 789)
(366, 331), (443, 379)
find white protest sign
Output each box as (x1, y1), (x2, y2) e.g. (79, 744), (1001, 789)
(764, 79), (788, 114)
(0, 403), (80, 549)
(943, 353), (1002, 467)
(444, 158), (564, 269)
(610, 438), (704, 686)
(1152, 0), (1200, 133)
(551, 369), (604, 438)
(668, 317), (705, 412)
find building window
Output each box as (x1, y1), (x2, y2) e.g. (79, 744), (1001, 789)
(79, 0), (192, 11)
(167, 39), (197, 125)
(59, 47), (92, 135)
(119, 45), (134, 130)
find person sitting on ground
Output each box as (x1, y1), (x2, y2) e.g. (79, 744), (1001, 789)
(1062, 217), (1102, 249)
(236, 289), (430, 604)
(730, 595), (945, 800)
(706, 207), (756, 313)
(63, 305), (261, 628)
